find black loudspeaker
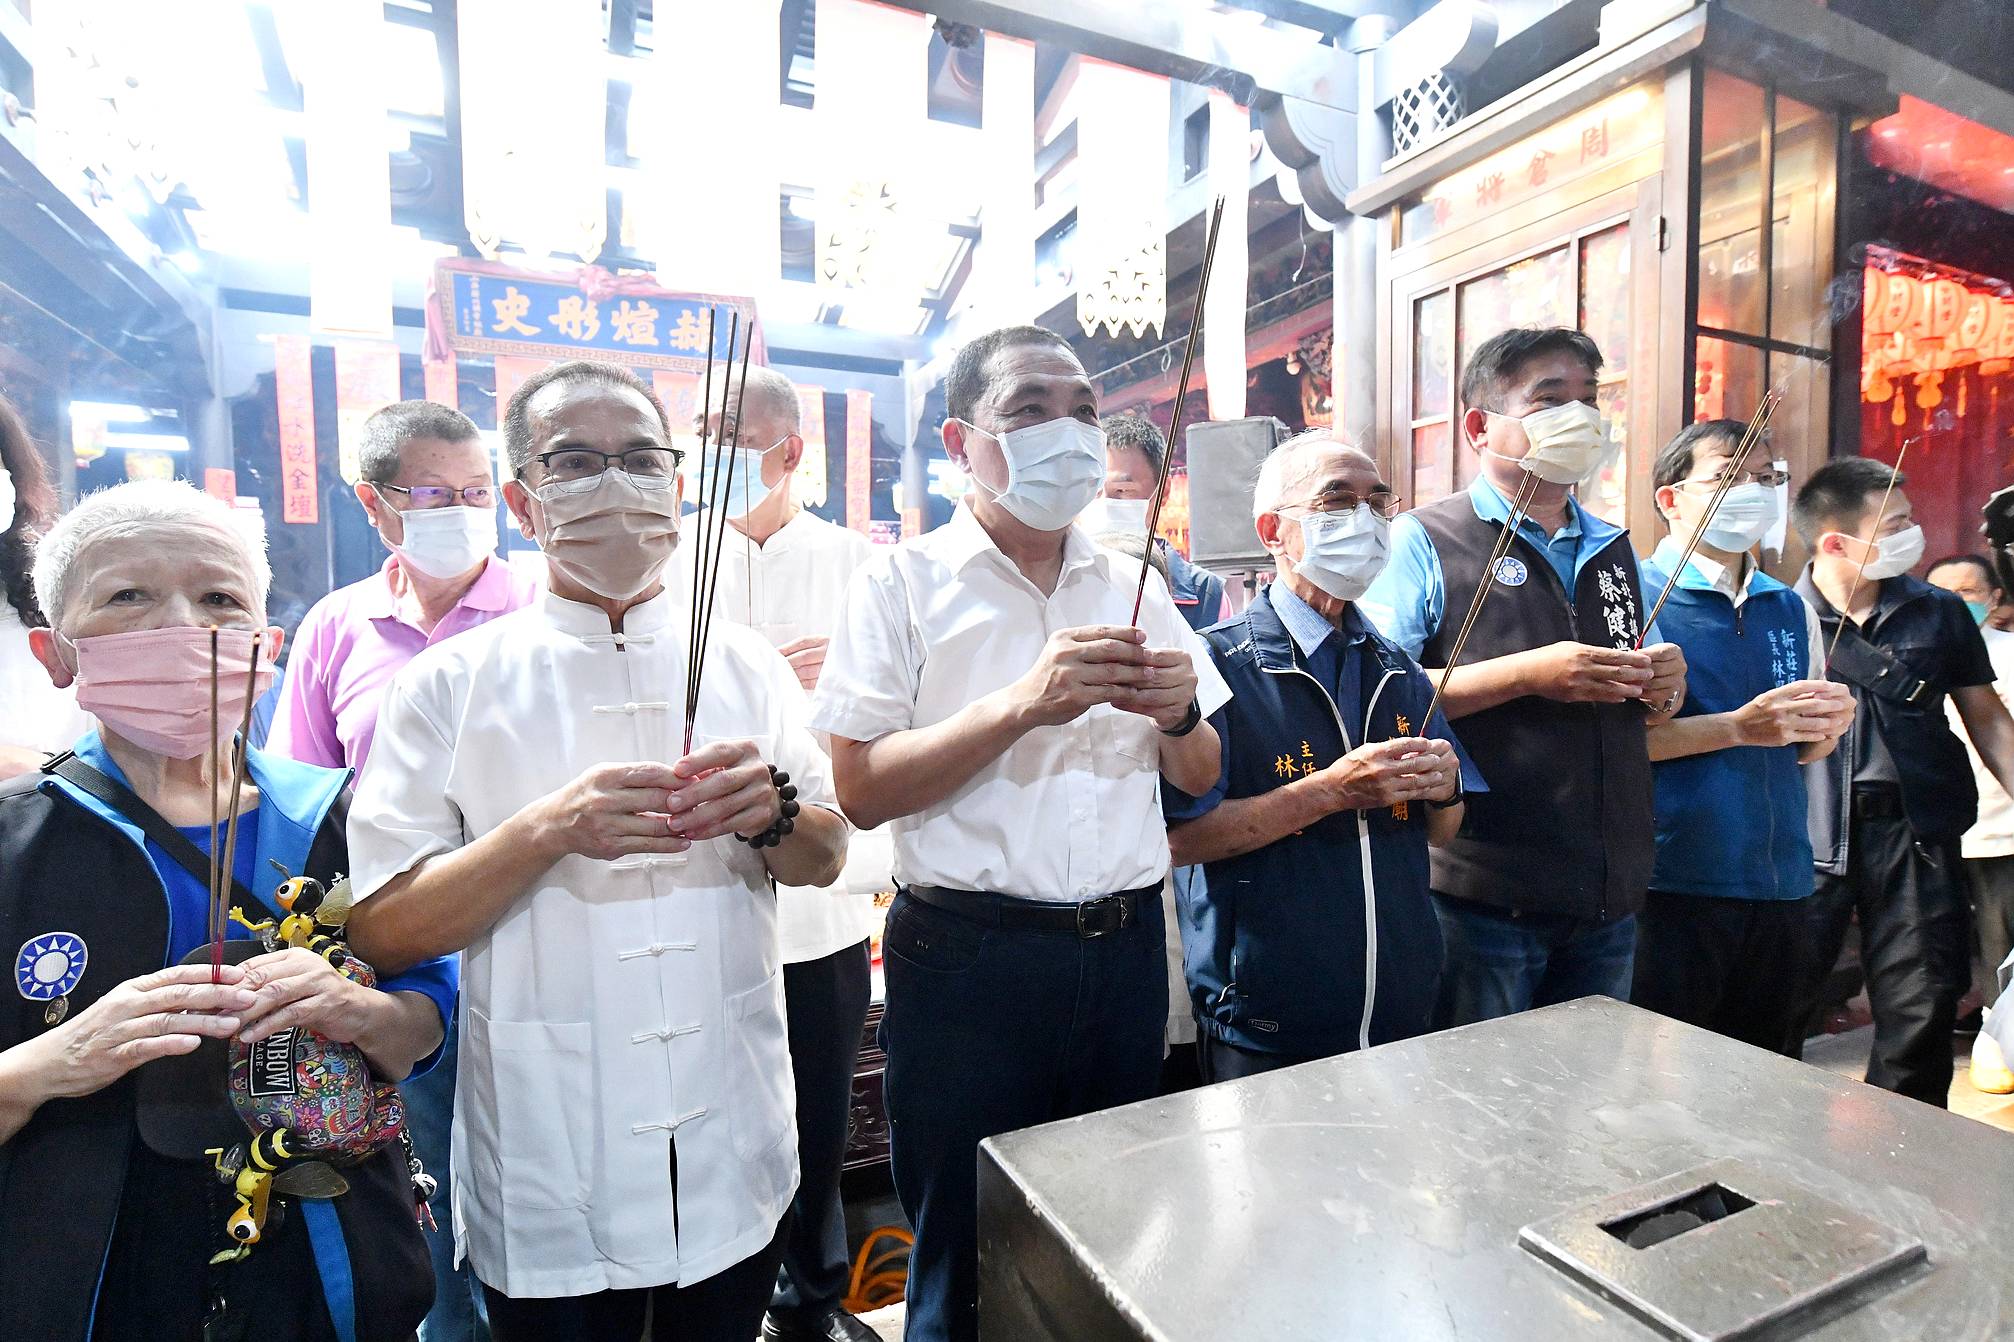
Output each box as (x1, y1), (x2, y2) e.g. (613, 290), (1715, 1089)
(1186, 416), (1288, 570)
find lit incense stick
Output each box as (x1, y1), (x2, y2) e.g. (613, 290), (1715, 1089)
(1129, 195), (1227, 627)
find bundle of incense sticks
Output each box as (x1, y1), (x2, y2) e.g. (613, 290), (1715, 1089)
(1636, 388), (1782, 645)
(206, 629), (261, 982)
(1421, 469), (1544, 725)
(1129, 195), (1227, 627)
(683, 308), (756, 754)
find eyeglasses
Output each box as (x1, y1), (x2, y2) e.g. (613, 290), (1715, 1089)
(1276, 489), (1402, 519)
(1678, 468), (1791, 490)
(376, 483), (497, 509)
(531, 446), (685, 484)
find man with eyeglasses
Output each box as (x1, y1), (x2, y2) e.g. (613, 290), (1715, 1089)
(1164, 431), (1479, 1081)
(271, 398), (536, 1342)
(346, 361), (851, 1342)
(1631, 420), (1853, 1054)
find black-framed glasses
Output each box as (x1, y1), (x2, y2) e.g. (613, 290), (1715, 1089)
(1277, 488), (1402, 519)
(1679, 468), (1790, 490)
(530, 446), (685, 484)
(375, 483), (497, 509)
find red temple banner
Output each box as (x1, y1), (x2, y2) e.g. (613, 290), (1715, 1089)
(334, 341), (402, 486)
(845, 389), (873, 534)
(275, 335), (318, 525)
(424, 351), (459, 410)
(493, 356), (551, 429)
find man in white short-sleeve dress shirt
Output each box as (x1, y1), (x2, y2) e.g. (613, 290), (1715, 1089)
(811, 325), (1231, 1342)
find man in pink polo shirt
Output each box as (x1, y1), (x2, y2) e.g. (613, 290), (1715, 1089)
(271, 397), (536, 1342)
(274, 401), (538, 775)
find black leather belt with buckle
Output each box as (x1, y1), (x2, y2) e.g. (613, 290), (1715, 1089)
(902, 883), (1152, 939)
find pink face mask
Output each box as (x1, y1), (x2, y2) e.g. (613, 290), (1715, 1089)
(64, 626), (276, 759)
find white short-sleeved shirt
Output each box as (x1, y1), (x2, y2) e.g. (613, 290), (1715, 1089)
(810, 503), (1232, 903)
(672, 508), (891, 962)
(1685, 552), (1825, 678)
(347, 590), (841, 1298)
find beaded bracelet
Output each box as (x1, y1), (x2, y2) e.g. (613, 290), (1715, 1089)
(736, 765), (801, 849)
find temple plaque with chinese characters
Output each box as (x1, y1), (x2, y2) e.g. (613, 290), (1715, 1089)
(431, 259), (761, 374)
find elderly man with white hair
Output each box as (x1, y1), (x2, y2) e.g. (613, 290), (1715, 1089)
(1164, 431), (1482, 1082)
(0, 479), (453, 1342)
(673, 365), (888, 1342)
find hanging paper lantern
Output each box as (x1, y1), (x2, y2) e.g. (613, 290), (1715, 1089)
(1954, 290), (1995, 362)
(1983, 295), (2014, 375)
(1910, 276), (1965, 352)
(1865, 270), (1914, 337)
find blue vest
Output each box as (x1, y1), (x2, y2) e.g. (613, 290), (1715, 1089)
(1177, 591), (1443, 1057)
(1164, 544), (1226, 634)
(1644, 556), (1814, 900)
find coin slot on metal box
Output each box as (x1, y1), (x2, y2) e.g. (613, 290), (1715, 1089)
(1601, 1183), (1757, 1250)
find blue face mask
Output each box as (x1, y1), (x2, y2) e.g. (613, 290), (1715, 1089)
(695, 438), (786, 518)
(1966, 599), (1992, 627)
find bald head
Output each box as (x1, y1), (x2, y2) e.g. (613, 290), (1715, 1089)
(1253, 431), (1379, 521)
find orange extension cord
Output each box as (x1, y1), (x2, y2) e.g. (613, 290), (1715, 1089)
(841, 1226), (914, 1313)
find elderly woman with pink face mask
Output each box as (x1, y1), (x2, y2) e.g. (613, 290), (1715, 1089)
(0, 480), (455, 1342)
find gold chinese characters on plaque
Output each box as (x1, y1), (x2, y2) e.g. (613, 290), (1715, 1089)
(1402, 83), (1665, 247)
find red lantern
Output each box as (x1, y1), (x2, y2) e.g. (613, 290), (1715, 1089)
(1911, 276), (1965, 350)
(1983, 295), (2014, 374)
(1868, 271), (1917, 337)
(1950, 289), (1994, 370)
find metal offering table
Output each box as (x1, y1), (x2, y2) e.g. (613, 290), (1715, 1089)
(977, 999), (2014, 1341)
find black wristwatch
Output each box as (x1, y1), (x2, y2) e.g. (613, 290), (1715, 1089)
(1160, 698), (1204, 738)
(1428, 782), (1465, 810)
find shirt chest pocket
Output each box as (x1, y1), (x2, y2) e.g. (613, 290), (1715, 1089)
(1093, 704), (1159, 770)
(463, 1012), (594, 1211)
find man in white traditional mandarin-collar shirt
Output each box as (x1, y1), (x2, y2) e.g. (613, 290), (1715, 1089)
(673, 366), (890, 1342)
(346, 360), (850, 1342)
(811, 325), (1231, 1342)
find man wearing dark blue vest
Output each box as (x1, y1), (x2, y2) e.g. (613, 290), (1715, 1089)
(1632, 421), (1854, 1050)
(1166, 432), (1481, 1081)
(1361, 327), (1686, 1028)
(1786, 458), (2014, 1104)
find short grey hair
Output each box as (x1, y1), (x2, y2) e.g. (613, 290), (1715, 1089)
(1093, 528), (1170, 583)
(708, 365), (801, 437)
(358, 400), (483, 485)
(502, 360), (671, 476)
(33, 480), (271, 629)
(1252, 429), (1370, 522)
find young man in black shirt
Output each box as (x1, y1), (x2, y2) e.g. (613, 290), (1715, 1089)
(1789, 458), (2014, 1104)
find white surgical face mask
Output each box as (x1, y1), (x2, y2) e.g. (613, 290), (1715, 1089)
(0, 462), (14, 533)
(389, 500), (499, 580)
(1852, 522), (1926, 581)
(1293, 504), (1390, 602)
(693, 438), (785, 519)
(1079, 494), (1152, 535)
(1486, 401), (1612, 485)
(1698, 481), (1780, 553)
(961, 417), (1106, 532)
